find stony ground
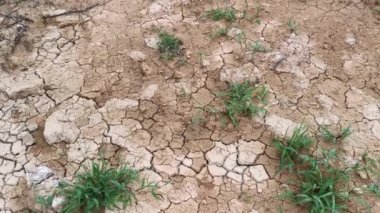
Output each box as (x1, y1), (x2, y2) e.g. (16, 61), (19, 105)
(0, 0), (379, 212)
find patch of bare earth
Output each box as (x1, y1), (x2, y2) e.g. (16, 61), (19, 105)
(0, 0), (379, 212)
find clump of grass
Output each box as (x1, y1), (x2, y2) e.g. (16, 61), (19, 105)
(57, 161), (157, 213)
(206, 8), (236, 22)
(287, 19), (297, 32)
(157, 31), (183, 60)
(250, 41), (270, 54)
(288, 152), (351, 213)
(320, 126), (351, 144)
(272, 127), (313, 172)
(210, 27), (228, 39)
(36, 195), (54, 209)
(222, 81), (268, 126)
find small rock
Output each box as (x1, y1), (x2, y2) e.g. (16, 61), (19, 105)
(208, 164), (227, 176)
(141, 84), (159, 100)
(30, 166), (54, 184)
(129, 51), (146, 62)
(238, 140), (265, 165)
(145, 37), (158, 49)
(149, 3), (162, 14)
(345, 34), (356, 46)
(248, 165), (269, 182)
(52, 196), (65, 209)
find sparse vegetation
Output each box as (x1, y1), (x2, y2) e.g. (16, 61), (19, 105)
(250, 41), (270, 54)
(210, 27), (228, 39)
(287, 19), (297, 32)
(272, 126), (313, 172)
(157, 31), (183, 60)
(35, 195), (54, 209)
(57, 161), (157, 213)
(222, 81), (268, 126)
(319, 126), (351, 144)
(206, 8), (237, 22)
(288, 151), (351, 213)
(275, 126), (380, 212)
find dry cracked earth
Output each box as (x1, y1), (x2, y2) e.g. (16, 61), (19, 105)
(0, 0), (380, 212)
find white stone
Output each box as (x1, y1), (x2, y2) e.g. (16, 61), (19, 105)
(265, 114), (299, 137)
(248, 165), (269, 182)
(124, 147), (152, 170)
(149, 3), (162, 14)
(129, 51), (146, 62)
(179, 165), (196, 176)
(220, 63), (261, 83)
(345, 34), (356, 46)
(141, 84), (159, 100)
(208, 164), (227, 176)
(238, 140), (265, 165)
(29, 166), (54, 184)
(52, 196), (65, 209)
(205, 142), (230, 166)
(145, 37), (158, 49)
(227, 172), (242, 182)
(362, 104), (380, 120)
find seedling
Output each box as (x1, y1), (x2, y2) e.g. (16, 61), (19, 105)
(250, 41), (270, 54)
(222, 81), (268, 126)
(235, 31), (246, 45)
(320, 126), (351, 144)
(290, 155), (351, 213)
(210, 27), (228, 39)
(272, 126), (313, 172)
(57, 161), (157, 213)
(206, 8), (236, 22)
(287, 19), (297, 32)
(36, 195), (54, 209)
(157, 31), (183, 60)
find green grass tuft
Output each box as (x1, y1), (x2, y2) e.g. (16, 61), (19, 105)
(206, 8), (236, 22)
(287, 19), (297, 32)
(57, 161), (156, 213)
(210, 27), (228, 39)
(222, 81), (268, 126)
(157, 31), (183, 60)
(272, 126), (313, 172)
(250, 41), (270, 54)
(320, 126), (351, 144)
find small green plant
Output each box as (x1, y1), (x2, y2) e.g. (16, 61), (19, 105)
(57, 161), (157, 213)
(287, 19), (297, 32)
(36, 195), (54, 209)
(222, 81), (268, 126)
(157, 31), (183, 60)
(320, 126), (351, 144)
(272, 127), (313, 172)
(250, 41), (270, 54)
(367, 183), (380, 197)
(288, 154), (351, 213)
(206, 8), (236, 22)
(191, 109), (206, 128)
(210, 27), (228, 39)
(235, 31), (246, 45)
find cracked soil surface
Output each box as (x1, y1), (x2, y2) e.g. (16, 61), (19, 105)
(0, 0), (379, 212)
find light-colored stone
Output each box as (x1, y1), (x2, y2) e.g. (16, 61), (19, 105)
(265, 114), (299, 136)
(141, 84), (159, 100)
(220, 63), (261, 83)
(208, 164), (227, 176)
(362, 104), (380, 120)
(129, 51), (146, 62)
(29, 166), (54, 184)
(238, 140), (265, 165)
(345, 33), (356, 46)
(145, 37), (158, 49)
(248, 165), (269, 182)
